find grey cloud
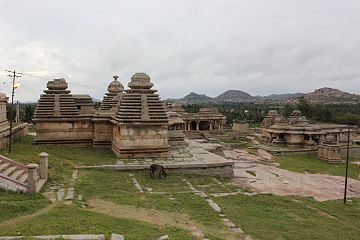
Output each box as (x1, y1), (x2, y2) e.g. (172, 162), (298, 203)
(0, 0), (359, 102)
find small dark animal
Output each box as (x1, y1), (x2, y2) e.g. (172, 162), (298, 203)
(150, 164), (167, 179)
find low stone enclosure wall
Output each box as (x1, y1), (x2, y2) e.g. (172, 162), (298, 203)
(0, 123), (28, 149)
(79, 161), (234, 178)
(0, 234), (124, 240)
(262, 146), (360, 158)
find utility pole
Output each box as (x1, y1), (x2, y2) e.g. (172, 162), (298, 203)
(344, 125), (351, 204)
(6, 70), (21, 154)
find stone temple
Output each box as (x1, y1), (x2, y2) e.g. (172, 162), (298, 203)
(112, 73), (170, 157)
(261, 110), (350, 147)
(34, 73), (195, 158)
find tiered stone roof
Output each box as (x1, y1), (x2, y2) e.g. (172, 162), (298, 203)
(115, 73), (168, 125)
(99, 76), (124, 111)
(34, 78), (79, 119)
(288, 110), (310, 126)
(73, 95), (95, 115)
(184, 107), (225, 121)
(262, 110), (286, 127)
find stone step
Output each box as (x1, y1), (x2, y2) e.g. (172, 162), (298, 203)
(0, 162), (10, 172)
(10, 169), (25, 180)
(3, 166), (17, 177)
(19, 173), (28, 183)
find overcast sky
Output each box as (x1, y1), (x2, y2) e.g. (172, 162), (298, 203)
(0, 0), (359, 102)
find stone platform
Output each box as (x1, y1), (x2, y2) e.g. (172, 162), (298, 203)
(78, 140), (234, 177)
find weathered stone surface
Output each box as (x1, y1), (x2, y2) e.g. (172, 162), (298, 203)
(157, 234), (169, 240)
(110, 234), (124, 240)
(227, 149), (360, 201)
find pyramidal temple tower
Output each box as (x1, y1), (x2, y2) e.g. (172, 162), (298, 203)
(92, 76), (124, 147)
(112, 73), (170, 157)
(99, 75), (124, 112)
(34, 78), (95, 144)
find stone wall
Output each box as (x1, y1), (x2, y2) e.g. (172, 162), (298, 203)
(112, 124), (170, 157)
(340, 146), (360, 157)
(0, 123), (28, 149)
(93, 119), (114, 147)
(286, 134), (304, 145)
(166, 165), (234, 178)
(101, 162), (234, 178)
(35, 119), (94, 145)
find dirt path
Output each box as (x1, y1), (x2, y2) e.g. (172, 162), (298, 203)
(0, 202), (59, 230)
(87, 198), (206, 238)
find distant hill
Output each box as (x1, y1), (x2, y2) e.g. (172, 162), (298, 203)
(303, 87), (360, 103)
(168, 87), (360, 104)
(214, 90), (254, 102)
(178, 92), (215, 104)
(262, 93), (305, 101)
(284, 87), (360, 104)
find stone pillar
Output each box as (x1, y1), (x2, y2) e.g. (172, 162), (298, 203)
(27, 163), (39, 194)
(218, 121), (221, 131)
(196, 121), (200, 131)
(209, 121), (213, 131)
(39, 152), (49, 180)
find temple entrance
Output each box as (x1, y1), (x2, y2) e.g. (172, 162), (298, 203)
(199, 121), (210, 131)
(191, 121), (197, 130)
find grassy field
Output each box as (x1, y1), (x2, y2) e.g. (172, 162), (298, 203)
(275, 155), (360, 179)
(0, 136), (117, 185)
(0, 137), (360, 239)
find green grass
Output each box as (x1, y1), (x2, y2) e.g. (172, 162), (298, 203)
(0, 204), (193, 240)
(2, 137), (360, 239)
(76, 170), (230, 239)
(0, 190), (48, 222)
(0, 136), (117, 185)
(275, 155), (360, 179)
(216, 194), (360, 240)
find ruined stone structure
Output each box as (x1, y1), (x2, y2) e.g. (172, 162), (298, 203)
(184, 108), (226, 132)
(112, 73), (170, 157)
(0, 93), (28, 149)
(166, 103), (226, 139)
(318, 135), (342, 163)
(167, 111), (186, 146)
(262, 110), (350, 147)
(34, 73), (171, 158)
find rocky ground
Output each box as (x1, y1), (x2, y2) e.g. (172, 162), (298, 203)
(226, 149), (360, 201)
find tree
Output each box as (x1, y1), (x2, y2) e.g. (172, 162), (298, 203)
(21, 104), (35, 123)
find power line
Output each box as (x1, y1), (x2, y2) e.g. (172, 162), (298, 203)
(1, 67), (53, 81)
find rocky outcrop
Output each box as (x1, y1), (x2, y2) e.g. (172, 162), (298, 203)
(303, 87), (360, 103)
(214, 90), (254, 102)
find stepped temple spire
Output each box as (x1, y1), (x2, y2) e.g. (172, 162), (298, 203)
(112, 72), (170, 157)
